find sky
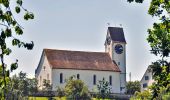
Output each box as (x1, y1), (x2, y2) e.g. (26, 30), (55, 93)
(6, 0), (159, 81)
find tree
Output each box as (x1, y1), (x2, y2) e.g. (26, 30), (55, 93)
(42, 79), (54, 100)
(97, 78), (111, 99)
(27, 78), (38, 95)
(64, 76), (91, 100)
(0, 0), (34, 99)
(42, 79), (52, 91)
(126, 81), (140, 95)
(4, 72), (38, 100)
(130, 90), (152, 100)
(127, 0), (170, 98)
(56, 87), (65, 98)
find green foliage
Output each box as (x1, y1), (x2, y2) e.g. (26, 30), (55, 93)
(162, 92), (170, 100)
(42, 79), (52, 91)
(148, 86), (170, 100)
(126, 81), (140, 95)
(147, 20), (170, 57)
(130, 90), (152, 100)
(97, 78), (111, 99)
(127, 0), (144, 3)
(56, 87), (65, 98)
(64, 76), (91, 100)
(1, 72), (38, 100)
(148, 0), (170, 17)
(128, 0), (170, 99)
(0, 0), (34, 99)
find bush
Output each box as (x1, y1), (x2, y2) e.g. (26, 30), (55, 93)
(130, 90), (152, 100)
(64, 76), (91, 100)
(56, 87), (65, 98)
(97, 78), (111, 99)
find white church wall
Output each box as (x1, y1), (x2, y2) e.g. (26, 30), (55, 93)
(112, 42), (126, 93)
(52, 69), (121, 93)
(36, 53), (52, 89)
(105, 30), (127, 93)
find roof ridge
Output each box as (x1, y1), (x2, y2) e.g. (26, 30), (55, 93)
(44, 48), (107, 54)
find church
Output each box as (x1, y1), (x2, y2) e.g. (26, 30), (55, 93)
(35, 27), (127, 93)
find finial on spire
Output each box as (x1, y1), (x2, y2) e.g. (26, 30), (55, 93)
(120, 24), (122, 27)
(107, 23), (110, 27)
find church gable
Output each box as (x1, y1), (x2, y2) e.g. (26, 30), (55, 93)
(44, 49), (120, 72)
(35, 51), (52, 77)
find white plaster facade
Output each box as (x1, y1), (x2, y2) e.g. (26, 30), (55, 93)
(35, 52), (121, 93)
(35, 52), (52, 89)
(140, 66), (154, 91)
(52, 69), (121, 93)
(112, 42), (126, 93)
(105, 30), (126, 93)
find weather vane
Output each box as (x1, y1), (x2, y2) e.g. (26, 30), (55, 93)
(107, 23), (110, 27)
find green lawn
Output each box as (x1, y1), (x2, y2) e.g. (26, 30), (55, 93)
(29, 97), (113, 100)
(29, 97), (66, 100)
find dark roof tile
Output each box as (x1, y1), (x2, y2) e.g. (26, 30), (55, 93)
(108, 27), (126, 43)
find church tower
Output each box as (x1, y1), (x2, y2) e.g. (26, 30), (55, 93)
(104, 27), (126, 93)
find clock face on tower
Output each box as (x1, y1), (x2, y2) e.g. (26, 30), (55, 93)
(115, 44), (123, 54)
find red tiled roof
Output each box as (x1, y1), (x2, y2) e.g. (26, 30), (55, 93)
(43, 49), (120, 72)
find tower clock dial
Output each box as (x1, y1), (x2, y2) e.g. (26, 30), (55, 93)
(115, 44), (123, 54)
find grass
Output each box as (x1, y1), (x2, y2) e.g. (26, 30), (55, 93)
(29, 97), (66, 100)
(29, 97), (113, 100)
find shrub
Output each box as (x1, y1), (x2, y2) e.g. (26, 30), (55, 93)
(56, 87), (65, 98)
(64, 76), (91, 100)
(130, 90), (152, 100)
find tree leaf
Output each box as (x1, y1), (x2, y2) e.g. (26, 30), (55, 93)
(15, 6), (20, 13)
(15, 26), (23, 35)
(11, 63), (18, 72)
(5, 28), (11, 37)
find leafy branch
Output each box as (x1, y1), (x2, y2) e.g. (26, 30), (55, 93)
(0, 0), (34, 99)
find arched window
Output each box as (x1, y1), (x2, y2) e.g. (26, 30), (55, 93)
(60, 73), (63, 83)
(43, 66), (46, 71)
(47, 73), (49, 80)
(40, 76), (42, 86)
(109, 75), (112, 85)
(93, 75), (96, 85)
(77, 74), (80, 79)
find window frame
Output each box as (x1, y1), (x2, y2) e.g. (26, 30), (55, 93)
(109, 75), (112, 85)
(93, 75), (96, 85)
(143, 83), (148, 88)
(145, 76), (149, 80)
(77, 74), (80, 79)
(60, 73), (63, 83)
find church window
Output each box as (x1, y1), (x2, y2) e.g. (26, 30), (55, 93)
(43, 66), (46, 71)
(77, 74), (80, 79)
(143, 83), (148, 88)
(145, 76), (149, 80)
(118, 62), (120, 65)
(93, 75), (96, 85)
(40, 76), (42, 86)
(109, 75), (112, 85)
(47, 73), (49, 80)
(60, 73), (63, 83)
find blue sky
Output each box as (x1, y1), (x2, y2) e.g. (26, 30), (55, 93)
(7, 0), (158, 81)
